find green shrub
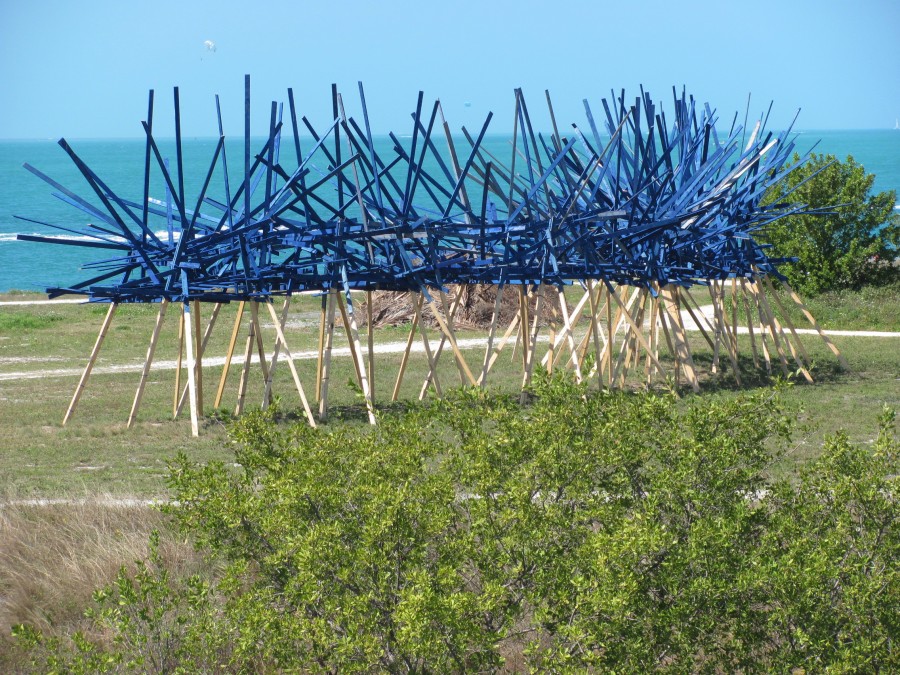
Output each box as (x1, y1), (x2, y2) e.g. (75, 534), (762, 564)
(762, 153), (899, 295)
(15, 379), (900, 672)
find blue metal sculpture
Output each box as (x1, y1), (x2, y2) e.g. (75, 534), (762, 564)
(17, 78), (813, 301)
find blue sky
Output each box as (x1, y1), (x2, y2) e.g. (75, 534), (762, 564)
(1, 0), (898, 139)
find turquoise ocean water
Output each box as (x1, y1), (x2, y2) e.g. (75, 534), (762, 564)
(1, 130), (898, 293)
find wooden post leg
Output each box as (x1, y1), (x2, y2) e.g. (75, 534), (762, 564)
(657, 295), (680, 386)
(710, 282), (743, 386)
(680, 288), (717, 351)
(478, 312), (521, 385)
(63, 302), (118, 425)
(520, 284), (545, 401)
(128, 299), (169, 428)
(759, 280), (813, 383)
(558, 288), (582, 382)
(413, 293), (443, 399)
(420, 288), (466, 398)
(192, 300), (204, 415)
(176, 304), (223, 417)
(315, 294), (327, 403)
(480, 284), (505, 389)
(265, 301), (316, 427)
(748, 282), (773, 375)
(173, 309), (184, 417)
(659, 287), (699, 392)
(214, 301), (245, 410)
(262, 297), (292, 408)
(343, 288), (376, 425)
(781, 280), (850, 370)
(586, 281), (604, 387)
(251, 301), (269, 387)
(392, 295), (421, 402)
(647, 292), (662, 386)
(337, 293), (364, 389)
(748, 281), (790, 377)
(235, 308), (256, 417)
(738, 280), (760, 370)
(366, 290), (375, 403)
(425, 296), (477, 386)
(318, 289), (337, 422)
(519, 287), (531, 375)
(182, 301), (200, 437)
(605, 286), (614, 388)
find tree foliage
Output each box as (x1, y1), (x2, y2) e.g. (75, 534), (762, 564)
(763, 153), (899, 295)
(16, 379), (900, 673)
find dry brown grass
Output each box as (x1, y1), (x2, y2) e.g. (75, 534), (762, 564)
(0, 499), (198, 671)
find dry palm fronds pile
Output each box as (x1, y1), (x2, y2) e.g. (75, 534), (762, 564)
(359, 285), (563, 330)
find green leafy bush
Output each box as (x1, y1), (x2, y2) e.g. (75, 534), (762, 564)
(762, 153), (899, 295)
(16, 379), (900, 672)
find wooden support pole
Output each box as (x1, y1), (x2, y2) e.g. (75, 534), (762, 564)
(478, 311), (521, 385)
(557, 287), (582, 382)
(262, 297), (292, 408)
(413, 293), (443, 399)
(419, 288), (466, 397)
(708, 281), (742, 385)
(758, 281), (813, 383)
(659, 287), (700, 392)
(738, 280), (760, 369)
(781, 280), (850, 370)
(182, 301), (200, 437)
(315, 293), (327, 403)
(63, 302), (118, 426)
(366, 290), (375, 402)
(235, 306), (256, 417)
(127, 299), (169, 428)
(680, 288), (717, 351)
(192, 300), (204, 415)
(214, 301), (245, 410)
(174, 308), (184, 417)
(540, 288), (593, 370)
(586, 280), (604, 387)
(318, 289), (337, 422)
(392, 294), (421, 401)
(747, 280), (790, 376)
(645, 291), (661, 386)
(605, 285), (614, 388)
(337, 292), (364, 390)
(747, 281), (773, 375)
(657, 294), (680, 386)
(250, 301), (269, 386)
(343, 288), (376, 425)
(519, 287), (531, 375)
(764, 278), (813, 368)
(265, 301), (317, 427)
(176, 303), (223, 417)
(426, 296), (477, 386)
(480, 284), (505, 389)
(520, 284), (545, 401)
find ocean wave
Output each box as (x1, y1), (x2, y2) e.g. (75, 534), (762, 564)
(1, 230), (181, 244)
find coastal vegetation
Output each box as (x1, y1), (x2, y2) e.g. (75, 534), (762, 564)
(9, 380), (899, 672)
(762, 153), (900, 296)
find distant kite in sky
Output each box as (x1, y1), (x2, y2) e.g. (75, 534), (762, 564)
(203, 40), (216, 52)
